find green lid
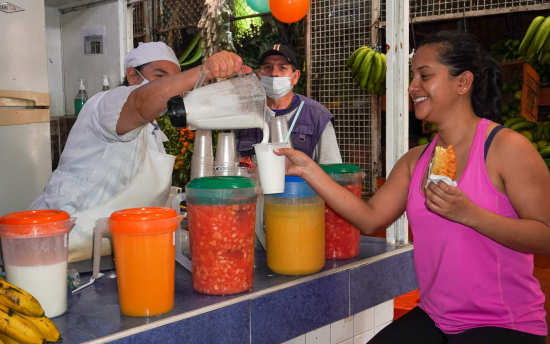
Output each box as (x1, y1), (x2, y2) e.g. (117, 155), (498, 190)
(186, 176), (256, 189)
(320, 164), (362, 174)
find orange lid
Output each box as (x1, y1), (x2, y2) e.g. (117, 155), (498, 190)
(109, 207), (180, 235)
(0, 210), (73, 237)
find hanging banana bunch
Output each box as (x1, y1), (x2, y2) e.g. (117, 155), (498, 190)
(346, 46), (387, 95)
(518, 15), (550, 65)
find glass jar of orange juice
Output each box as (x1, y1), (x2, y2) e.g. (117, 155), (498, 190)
(265, 176), (325, 275)
(320, 164), (364, 260)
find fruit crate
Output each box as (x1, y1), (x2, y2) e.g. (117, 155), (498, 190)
(500, 61), (539, 122)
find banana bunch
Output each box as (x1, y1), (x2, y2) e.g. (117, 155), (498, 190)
(518, 16), (550, 66)
(504, 116), (550, 158)
(178, 33), (203, 67)
(0, 280), (60, 344)
(490, 39), (520, 63)
(346, 46), (386, 95)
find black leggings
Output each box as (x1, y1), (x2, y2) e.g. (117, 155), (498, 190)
(368, 307), (547, 344)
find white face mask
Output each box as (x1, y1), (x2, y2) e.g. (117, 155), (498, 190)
(135, 69), (149, 86)
(260, 71), (296, 100)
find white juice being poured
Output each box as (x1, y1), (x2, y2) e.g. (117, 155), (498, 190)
(183, 74), (269, 143)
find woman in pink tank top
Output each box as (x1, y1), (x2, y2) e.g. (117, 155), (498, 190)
(276, 31), (550, 343)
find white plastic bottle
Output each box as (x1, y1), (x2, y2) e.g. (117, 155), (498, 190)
(102, 74), (110, 91)
(74, 79), (89, 116)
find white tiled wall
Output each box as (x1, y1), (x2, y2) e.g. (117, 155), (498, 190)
(282, 300), (394, 344)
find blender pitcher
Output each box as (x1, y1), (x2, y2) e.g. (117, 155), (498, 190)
(0, 210), (75, 318)
(166, 70), (269, 142)
(92, 207), (184, 317)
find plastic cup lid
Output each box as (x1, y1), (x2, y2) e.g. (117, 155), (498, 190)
(268, 176), (318, 198)
(0, 210), (73, 237)
(109, 207), (180, 234)
(186, 176), (256, 189)
(320, 164), (362, 174)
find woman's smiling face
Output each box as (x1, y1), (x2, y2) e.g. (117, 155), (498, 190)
(409, 44), (461, 122)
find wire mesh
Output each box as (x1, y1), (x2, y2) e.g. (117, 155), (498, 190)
(410, 0), (549, 21)
(310, 0), (374, 197)
(133, 1), (145, 38)
(154, 0), (204, 33)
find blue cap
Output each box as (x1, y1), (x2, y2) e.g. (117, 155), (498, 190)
(268, 176), (318, 198)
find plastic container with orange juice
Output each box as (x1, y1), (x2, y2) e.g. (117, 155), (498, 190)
(93, 207), (184, 317)
(264, 176), (325, 275)
(0, 210), (75, 318)
(320, 164), (364, 259)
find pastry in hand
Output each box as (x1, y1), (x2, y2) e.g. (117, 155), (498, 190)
(431, 145), (457, 180)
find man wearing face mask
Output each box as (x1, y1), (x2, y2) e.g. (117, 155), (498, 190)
(236, 44), (342, 164)
(30, 42), (251, 262)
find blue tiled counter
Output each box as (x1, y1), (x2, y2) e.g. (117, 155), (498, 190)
(52, 237), (417, 344)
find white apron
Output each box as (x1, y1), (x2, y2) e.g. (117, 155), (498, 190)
(68, 129), (175, 262)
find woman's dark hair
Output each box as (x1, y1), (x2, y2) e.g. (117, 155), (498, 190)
(418, 31), (502, 123)
(122, 62), (150, 86)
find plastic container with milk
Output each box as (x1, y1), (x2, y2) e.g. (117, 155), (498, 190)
(0, 210), (75, 318)
(167, 70), (270, 143)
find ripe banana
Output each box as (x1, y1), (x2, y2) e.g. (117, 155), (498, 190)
(352, 48), (370, 77)
(21, 316), (60, 343)
(359, 50), (376, 90)
(0, 281), (44, 318)
(346, 46), (368, 69)
(533, 17), (550, 55)
(509, 120), (537, 132)
(0, 305), (45, 344)
(518, 16), (545, 56)
(0, 332), (19, 344)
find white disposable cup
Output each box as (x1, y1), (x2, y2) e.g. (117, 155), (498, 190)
(253, 142), (289, 194)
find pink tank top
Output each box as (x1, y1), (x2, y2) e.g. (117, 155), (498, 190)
(407, 118), (547, 335)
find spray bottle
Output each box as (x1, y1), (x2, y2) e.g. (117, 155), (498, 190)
(102, 74), (110, 91)
(74, 79), (89, 116)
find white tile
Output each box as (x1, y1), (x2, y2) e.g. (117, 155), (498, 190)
(354, 330), (375, 344)
(374, 321), (392, 335)
(306, 324), (330, 344)
(353, 307), (375, 336)
(338, 339), (353, 344)
(374, 299), (394, 327)
(284, 334), (306, 344)
(330, 316), (354, 344)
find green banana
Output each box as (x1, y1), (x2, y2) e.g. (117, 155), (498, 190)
(540, 145), (550, 158)
(540, 32), (550, 57)
(178, 33), (201, 64)
(373, 81), (381, 95)
(352, 48), (371, 77)
(509, 120), (537, 132)
(0, 304), (45, 344)
(359, 50), (376, 90)
(372, 52), (384, 84)
(544, 123), (550, 141)
(366, 53), (380, 92)
(503, 116), (526, 128)
(180, 42), (202, 66)
(535, 123), (545, 142)
(346, 46), (368, 69)
(539, 50), (550, 65)
(533, 17), (550, 55)
(518, 16), (545, 56)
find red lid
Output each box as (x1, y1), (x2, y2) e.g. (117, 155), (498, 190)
(109, 207), (180, 234)
(0, 210), (73, 237)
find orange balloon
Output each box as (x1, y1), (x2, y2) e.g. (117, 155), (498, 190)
(269, 0), (310, 24)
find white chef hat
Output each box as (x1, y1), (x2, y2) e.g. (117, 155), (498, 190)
(124, 42), (179, 70)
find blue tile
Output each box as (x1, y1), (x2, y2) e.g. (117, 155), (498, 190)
(251, 273), (349, 344)
(112, 301), (250, 344)
(350, 250), (418, 314)
(51, 320), (96, 343)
